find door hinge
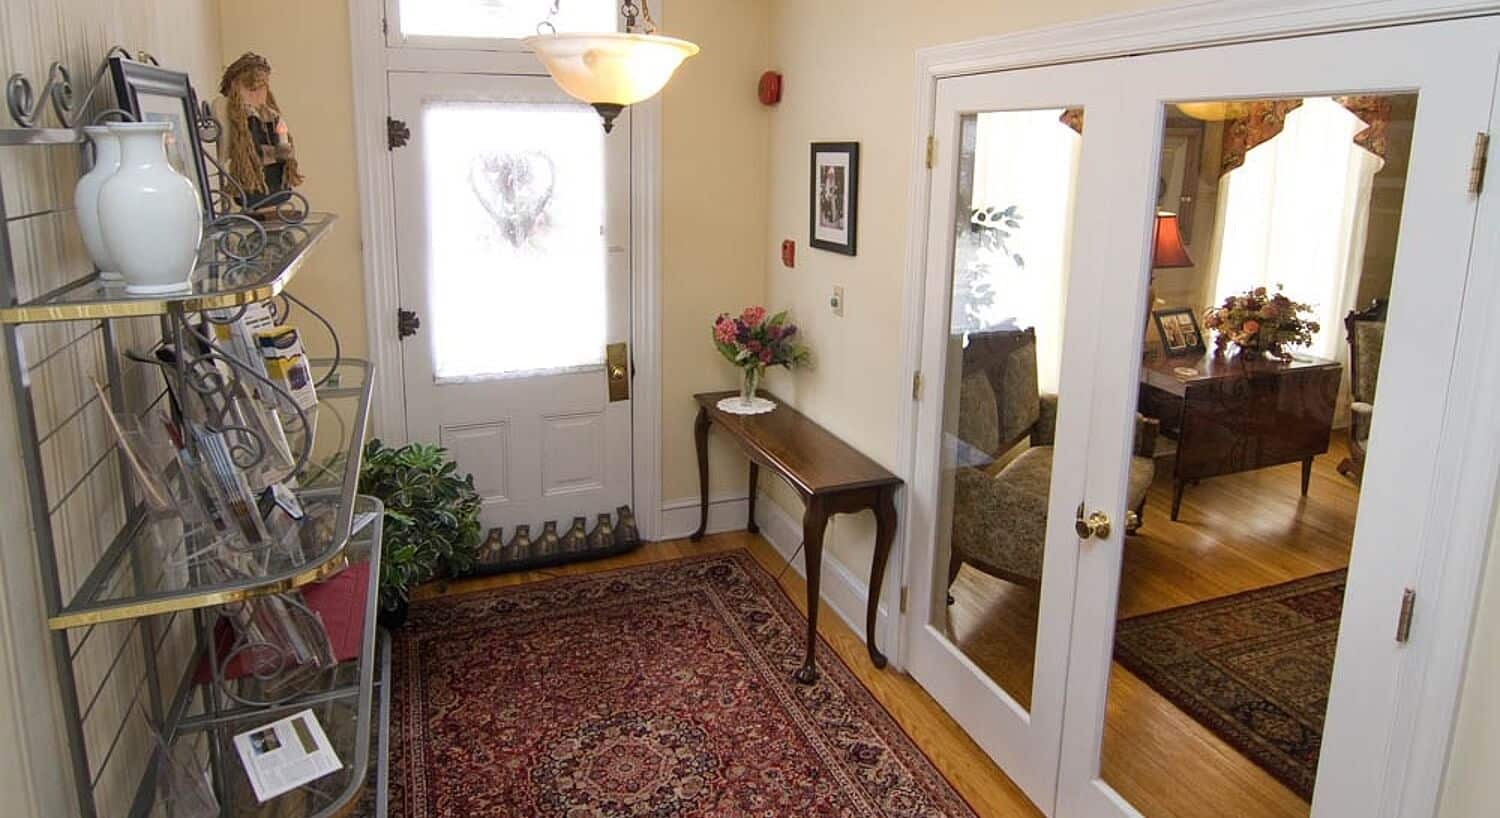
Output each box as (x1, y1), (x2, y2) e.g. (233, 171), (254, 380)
(911, 370), (922, 400)
(381, 16), (389, 35)
(397, 307), (420, 340)
(899, 586), (909, 614)
(387, 117), (411, 150)
(1469, 132), (1489, 195)
(1395, 587), (1416, 643)
(925, 135), (936, 169)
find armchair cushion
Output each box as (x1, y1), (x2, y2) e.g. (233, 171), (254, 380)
(951, 447), (1156, 586)
(1032, 393), (1160, 458)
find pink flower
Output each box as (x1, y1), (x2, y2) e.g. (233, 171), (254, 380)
(714, 320), (737, 344)
(741, 306), (767, 327)
(759, 348), (773, 364)
(747, 341), (762, 352)
(1243, 319), (1261, 335)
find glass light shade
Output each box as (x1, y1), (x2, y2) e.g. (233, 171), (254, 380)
(524, 32), (699, 109)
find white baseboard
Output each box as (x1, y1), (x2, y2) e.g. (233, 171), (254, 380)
(658, 494), (751, 541)
(659, 493), (892, 656)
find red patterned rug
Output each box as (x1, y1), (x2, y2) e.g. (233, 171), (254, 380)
(1113, 569), (1347, 801)
(389, 550), (977, 817)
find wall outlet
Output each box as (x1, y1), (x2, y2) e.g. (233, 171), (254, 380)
(830, 286), (845, 317)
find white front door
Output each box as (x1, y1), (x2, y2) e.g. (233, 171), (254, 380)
(1057, 18), (1500, 818)
(905, 60), (1122, 811)
(388, 71), (633, 534)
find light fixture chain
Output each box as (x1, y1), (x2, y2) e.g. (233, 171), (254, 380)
(621, 0), (657, 34)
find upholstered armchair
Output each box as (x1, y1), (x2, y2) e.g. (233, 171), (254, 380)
(949, 328), (1158, 590)
(1338, 299), (1387, 483)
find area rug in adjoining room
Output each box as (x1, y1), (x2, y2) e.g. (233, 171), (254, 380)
(1113, 569), (1347, 801)
(389, 551), (977, 818)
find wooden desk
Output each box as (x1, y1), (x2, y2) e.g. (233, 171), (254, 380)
(692, 391), (901, 684)
(1138, 352), (1342, 520)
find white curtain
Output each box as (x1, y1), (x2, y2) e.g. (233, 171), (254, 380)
(1203, 97), (1383, 363)
(964, 109), (1083, 393)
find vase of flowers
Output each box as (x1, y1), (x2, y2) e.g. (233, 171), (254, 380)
(1202, 285), (1320, 361)
(713, 306), (810, 414)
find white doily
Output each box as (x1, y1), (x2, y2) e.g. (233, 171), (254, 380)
(717, 396), (777, 415)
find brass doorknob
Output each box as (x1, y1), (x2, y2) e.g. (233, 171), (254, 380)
(609, 363), (627, 381)
(1075, 505), (1112, 540)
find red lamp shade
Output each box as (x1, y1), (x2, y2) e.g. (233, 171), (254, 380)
(1152, 211), (1194, 268)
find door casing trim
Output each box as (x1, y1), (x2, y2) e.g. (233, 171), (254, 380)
(895, 2), (1500, 817)
(347, 0), (665, 540)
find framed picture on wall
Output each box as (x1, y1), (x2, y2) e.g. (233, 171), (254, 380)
(110, 55), (214, 218)
(1153, 307), (1208, 357)
(809, 142), (859, 255)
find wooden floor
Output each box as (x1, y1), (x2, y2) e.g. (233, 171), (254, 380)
(947, 436), (1359, 818)
(413, 532), (1046, 818)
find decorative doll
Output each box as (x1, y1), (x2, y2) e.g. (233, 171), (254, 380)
(212, 52), (304, 210)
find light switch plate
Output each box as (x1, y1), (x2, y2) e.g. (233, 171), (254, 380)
(830, 286), (845, 317)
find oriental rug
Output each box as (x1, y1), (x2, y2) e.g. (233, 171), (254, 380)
(1113, 569), (1347, 801)
(389, 550), (977, 817)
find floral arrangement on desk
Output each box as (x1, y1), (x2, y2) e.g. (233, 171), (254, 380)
(712, 306), (810, 411)
(1202, 285), (1320, 360)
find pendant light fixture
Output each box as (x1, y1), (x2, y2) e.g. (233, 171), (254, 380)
(524, 0), (699, 133)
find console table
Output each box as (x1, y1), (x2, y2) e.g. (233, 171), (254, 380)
(1138, 352), (1343, 520)
(692, 391), (901, 684)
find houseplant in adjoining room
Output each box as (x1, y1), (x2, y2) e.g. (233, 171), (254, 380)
(359, 439), (483, 626)
(712, 306), (810, 415)
(1202, 285), (1321, 361)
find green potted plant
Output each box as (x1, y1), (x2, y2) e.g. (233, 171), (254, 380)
(358, 439), (483, 627)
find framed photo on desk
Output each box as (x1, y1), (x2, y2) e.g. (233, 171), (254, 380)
(1153, 307), (1207, 356)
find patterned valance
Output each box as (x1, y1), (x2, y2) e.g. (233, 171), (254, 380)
(1220, 96), (1392, 174)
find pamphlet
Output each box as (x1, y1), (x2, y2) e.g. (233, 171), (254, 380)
(233, 708), (341, 803)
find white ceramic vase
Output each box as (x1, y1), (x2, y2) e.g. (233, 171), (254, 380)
(74, 126), (122, 281)
(99, 122), (202, 294)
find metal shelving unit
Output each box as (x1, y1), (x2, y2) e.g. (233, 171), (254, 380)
(1, 55), (388, 818)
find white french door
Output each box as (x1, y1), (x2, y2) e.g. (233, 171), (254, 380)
(388, 71), (633, 534)
(1058, 18), (1500, 818)
(908, 13), (1500, 818)
(905, 60), (1124, 812)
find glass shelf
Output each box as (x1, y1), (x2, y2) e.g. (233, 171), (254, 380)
(0, 213), (336, 324)
(48, 358), (373, 630)
(136, 507), (387, 818)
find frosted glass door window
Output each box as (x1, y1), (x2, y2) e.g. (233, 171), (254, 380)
(398, 0), (616, 41)
(420, 100), (606, 382)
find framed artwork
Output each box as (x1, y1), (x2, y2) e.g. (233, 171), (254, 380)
(809, 141), (859, 255)
(1153, 306), (1207, 356)
(110, 56), (214, 217)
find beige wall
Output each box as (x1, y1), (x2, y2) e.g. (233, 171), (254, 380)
(758, 0), (1159, 567)
(219, 1), (366, 362)
(657, 0), (772, 504)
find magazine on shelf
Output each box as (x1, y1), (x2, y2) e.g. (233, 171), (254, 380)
(208, 301), (275, 385)
(232, 709), (341, 803)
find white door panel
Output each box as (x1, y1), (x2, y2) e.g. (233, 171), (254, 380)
(389, 71), (632, 535)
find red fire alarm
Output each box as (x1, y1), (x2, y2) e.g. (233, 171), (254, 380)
(781, 239), (796, 268)
(758, 71), (783, 106)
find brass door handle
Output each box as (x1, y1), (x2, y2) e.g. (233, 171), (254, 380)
(609, 364), (626, 381)
(1125, 509), (1140, 530)
(1075, 504), (1112, 540)
(605, 342), (630, 402)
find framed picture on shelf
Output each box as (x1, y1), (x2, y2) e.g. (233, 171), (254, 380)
(1153, 306), (1207, 356)
(809, 141), (859, 255)
(109, 55), (214, 217)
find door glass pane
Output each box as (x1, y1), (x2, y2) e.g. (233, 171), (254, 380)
(420, 100), (607, 382)
(398, 0), (616, 40)
(934, 108), (1084, 711)
(1101, 94), (1416, 817)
